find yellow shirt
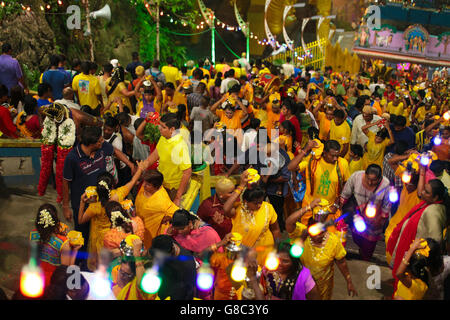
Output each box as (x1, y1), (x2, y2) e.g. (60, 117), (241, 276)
(161, 66), (181, 86)
(231, 201), (278, 266)
(386, 102), (404, 116)
(415, 106), (437, 123)
(329, 120), (351, 153)
(394, 276), (428, 300)
(72, 73), (102, 109)
(156, 133), (191, 189)
(349, 158), (364, 175)
(216, 109), (245, 130)
(288, 222), (307, 242)
(363, 131), (391, 169)
(253, 108), (268, 128)
(162, 90), (187, 111)
(105, 80), (132, 111)
(231, 67), (241, 79)
(318, 111), (332, 140)
(298, 156), (350, 224)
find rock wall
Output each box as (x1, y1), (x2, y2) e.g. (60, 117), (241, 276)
(0, 0), (141, 86)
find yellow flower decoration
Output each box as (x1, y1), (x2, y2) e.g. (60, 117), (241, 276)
(125, 234), (141, 247)
(414, 239), (430, 258)
(121, 199), (134, 211)
(311, 139), (324, 159)
(68, 231), (84, 246)
(247, 168), (260, 184)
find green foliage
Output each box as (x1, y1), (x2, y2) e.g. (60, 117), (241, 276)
(22, 64), (41, 92)
(134, 0), (199, 66)
(143, 122), (161, 144)
(0, 1), (22, 21)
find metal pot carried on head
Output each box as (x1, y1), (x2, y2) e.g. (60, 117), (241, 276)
(225, 233), (243, 260)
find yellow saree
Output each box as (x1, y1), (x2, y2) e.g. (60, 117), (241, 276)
(135, 186), (179, 249)
(231, 201), (278, 266)
(85, 186), (129, 271)
(300, 232), (346, 300)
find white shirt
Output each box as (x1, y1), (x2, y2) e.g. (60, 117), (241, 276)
(220, 77), (237, 94)
(369, 83), (385, 94)
(55, 98), (81, 110)
(350, 114), (381, 147)
(282, 63), (295, 79)
(241, 129), (258, 152)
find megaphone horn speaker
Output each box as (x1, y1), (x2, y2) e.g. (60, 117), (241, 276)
(90, 4), (111, 21)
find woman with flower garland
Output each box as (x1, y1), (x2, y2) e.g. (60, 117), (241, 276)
(102, 201), (145, 257)
(78, 161), (147, 271)
(30, 204), (82, 287)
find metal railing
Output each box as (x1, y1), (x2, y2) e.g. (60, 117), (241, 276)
(266, 38), (328, 70)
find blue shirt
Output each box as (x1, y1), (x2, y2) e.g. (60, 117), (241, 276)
(63, 141), (114, 210)
(42, 69), (70, 100)
(386, 125), (416, 153)
(37, 98), (52, 108)
(0, 54), (23, 94)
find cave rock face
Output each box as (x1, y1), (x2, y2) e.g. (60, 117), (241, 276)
(1, 10), (55, 72)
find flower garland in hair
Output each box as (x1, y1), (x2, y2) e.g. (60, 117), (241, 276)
(98, 180), (111, 198)
(38, 209), (55, 228)
(111, 211), (132, 232)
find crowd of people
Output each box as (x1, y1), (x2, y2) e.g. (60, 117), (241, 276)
(1, 41), (450, 300)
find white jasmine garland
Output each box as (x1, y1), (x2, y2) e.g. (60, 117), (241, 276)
(111, 210), (132, 229)
(42, 117), (57, 145)
(57, 118), (76, 148)
(38, 209), (55, 228)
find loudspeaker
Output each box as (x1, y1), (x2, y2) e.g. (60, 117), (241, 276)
(90, 4), (111, 21)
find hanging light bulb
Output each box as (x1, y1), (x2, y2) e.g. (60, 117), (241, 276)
(20, 263), (45, 298)
(230, 258), (247, 282)
(420, 153), (430, 166)
(365, 202), (377, 218)
(444, 111), (450, 121)
(141, 266), (162, 294)
(353, 214), (367, 233)
(196, 263), (214, 291)
(433, 135), (442, 146)
(389, 186), (399, 203)
(265, 251), (280, 271)
(402, 170), (412, 184)
(290, 239), (304, 258)
(308, 222), (325, 237)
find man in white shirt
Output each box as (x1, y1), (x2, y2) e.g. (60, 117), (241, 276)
(55, 87), (81, 110)
(282, 57), (295, 79)
(351, 105), (381, 148)
(220, 69), (238, 94)
(369, 77), (386, 94)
